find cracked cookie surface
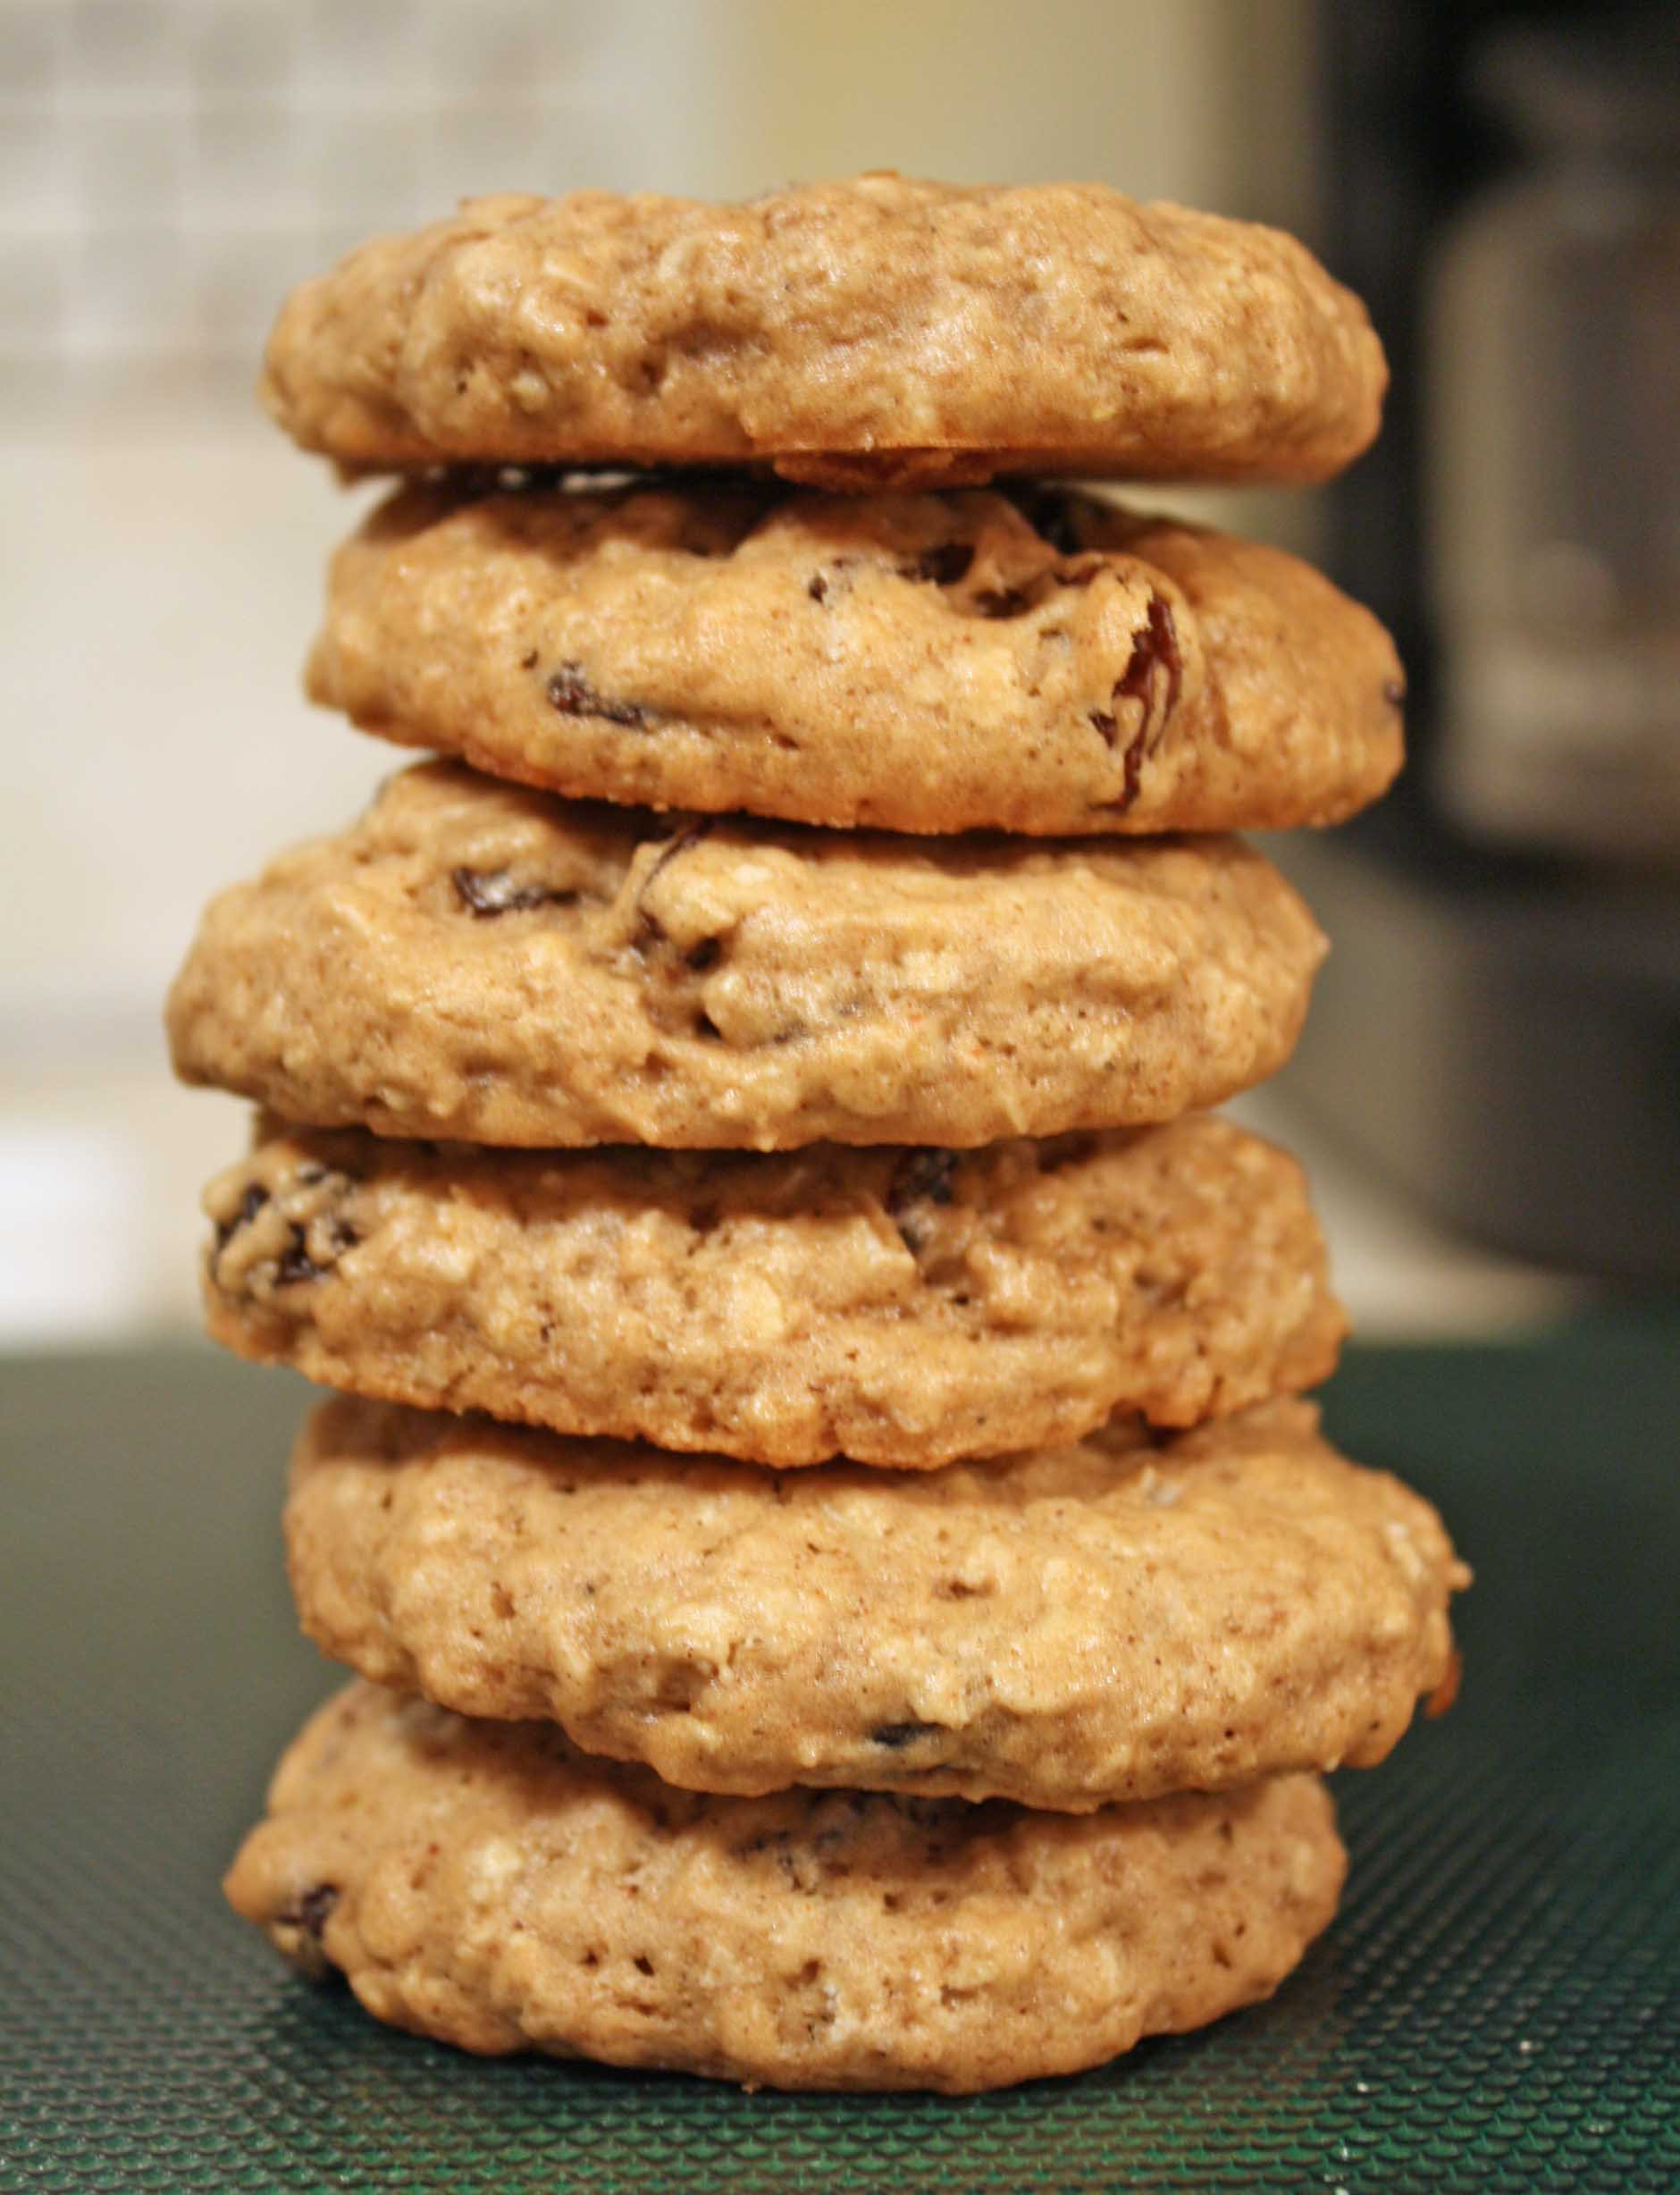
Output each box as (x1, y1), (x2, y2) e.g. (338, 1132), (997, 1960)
(225, 1681), (1345, 2091)
(166, 761), (1326, 1150)
(310, 481), (1403, 836)
(285, 1395), (1467, 1811)
(261, 177), (1384, 487)
(201, 1113), (1345, 1467)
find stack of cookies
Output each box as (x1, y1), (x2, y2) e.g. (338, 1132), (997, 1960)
(166, 177), (1467, 2094)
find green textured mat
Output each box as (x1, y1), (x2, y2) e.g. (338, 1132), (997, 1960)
(3, 1323), (1677, 2193)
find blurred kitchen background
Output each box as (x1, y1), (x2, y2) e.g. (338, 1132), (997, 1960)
(1, 0), (1675, 1345)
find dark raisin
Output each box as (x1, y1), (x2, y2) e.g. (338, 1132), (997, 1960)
(1114, 593), (1182, 719)
(278, 1882), (339, 1942)
(274, 1217), (357, 1287)
(903, 542), (975, 587)
(636, 817), (714, 907)
(886, 1149), (959, 1251)
(1383, 677), (1406, 710)
(274, 1225), (325, 1286)
(451, 867), (577, 918)
(214, 1180), (270, 1250)
(735, 1828), (789, 1859)
(545, 661), (647, 727)
(685, 937), (722, 971)
(870, 1720), (940, 1750)
(807, 573), (828, 603)
(1093, 591), (1183, 809)
(891, 1149), (957, 1209)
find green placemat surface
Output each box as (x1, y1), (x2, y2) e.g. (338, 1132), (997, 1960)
(3, 1319), (1677, 2192)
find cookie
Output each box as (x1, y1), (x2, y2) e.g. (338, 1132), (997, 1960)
(225, 1682), (1345, 2091)
(202, 1113), (1345, 1468)
(309, 480), (1404, 837)
(166, 762), (1326, 1151)
(286, 1396), (1466, 1812)
(261, 178), (1384, 488)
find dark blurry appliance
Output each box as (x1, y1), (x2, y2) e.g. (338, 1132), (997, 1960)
(1427, 28), (1680, 860)
(1283, 4), (1680, 1282)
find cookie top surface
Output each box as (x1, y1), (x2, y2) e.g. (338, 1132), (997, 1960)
(287, 1395), (1466, 1811)
(312, 480), (1404, 837)
(202, 1113), (1346, 1468)
(225, 1682), (1344, 2091)
(261, 177), (1385, 486)
(166, 762), (1325, 1150)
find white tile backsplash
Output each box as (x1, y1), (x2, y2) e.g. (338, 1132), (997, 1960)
(74, 111), (185, 226)
(189, 102), (311, 226)
(188, 1), (298, 100)
(0, 237), (70, 356)
(0, 4), (68, 98)
(0, 112), (77, 233)
(3, 0), (648, 397)
(70, 0), (185, 95)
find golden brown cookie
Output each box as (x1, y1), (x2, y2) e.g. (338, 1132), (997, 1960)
(285, 1395), (1467, 1812)
(225, 1682), (1346, 2091)
(166, 761), (1326, 1151)
(201, 1114), (1345, 1467)
(261, 178), (1384, 486)
(310, 480), (1403, 836)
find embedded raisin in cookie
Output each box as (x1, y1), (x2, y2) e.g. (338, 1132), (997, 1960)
(284, 1394), (1467, 1812)
(225, 1682), (1346, 2091)
(261, 177), (1384, 487)
(310, 480), (1403, 836)
(166, 761), (1326, 1151)
(201, 1113), (1346, 1467)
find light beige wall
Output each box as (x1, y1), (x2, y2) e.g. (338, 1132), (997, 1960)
(635, 1), (1319, 230)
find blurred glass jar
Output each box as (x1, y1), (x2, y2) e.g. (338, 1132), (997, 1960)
(1426, 28), (1680, 864)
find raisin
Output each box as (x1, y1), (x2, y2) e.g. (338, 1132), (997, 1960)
(544, 661), (647, 727)
(735, 1828), (790, 1859)
(890, 1149), (957, 1210)
(807, 573), (828, 603)
(886, 1149), (958, 1252)
(637, 818), (714, 904)
(451, 867), (578, 918)
(903, 542), (975, 586)
(214, 1180), (269, 1249)
(870, 1720), (939, 1750)
(278, 1882), (339, 1942)
(274, 1217), (357, 1287)
(273, 1225), (323, 1286)
(1091, 591), (1183, 809)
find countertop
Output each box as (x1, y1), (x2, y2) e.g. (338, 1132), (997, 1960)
(3, 1325), (1676, 2191)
